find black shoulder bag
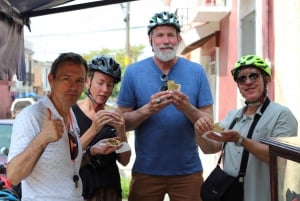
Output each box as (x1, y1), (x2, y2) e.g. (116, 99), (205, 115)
(200, 97), (270, 201)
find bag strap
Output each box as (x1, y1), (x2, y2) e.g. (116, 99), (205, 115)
(237, 97), (270, 178)
(217, 97), (270, 179)
(217, 118), (237, 164)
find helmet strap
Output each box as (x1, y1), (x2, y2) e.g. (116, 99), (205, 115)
(85, 89), (98, 105)
(85, 73), (99, 105)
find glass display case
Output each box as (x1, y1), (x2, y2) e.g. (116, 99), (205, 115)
(261, 137), (300, 201)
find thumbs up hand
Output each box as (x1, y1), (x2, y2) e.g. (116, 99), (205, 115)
(41, 108), (65, 143)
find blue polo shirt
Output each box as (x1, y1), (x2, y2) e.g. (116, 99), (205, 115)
(118, 57), (213, 175)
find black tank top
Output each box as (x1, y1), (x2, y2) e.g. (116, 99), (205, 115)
(72, 104), (122, 199)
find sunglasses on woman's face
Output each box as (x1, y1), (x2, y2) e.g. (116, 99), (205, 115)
(68, 131), (78, 160)
(236, 72), (260, 85)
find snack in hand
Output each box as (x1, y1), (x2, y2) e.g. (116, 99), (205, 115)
(167, 80), (181, 90)
(213, 123), (224, 133)
(106, 138), (121, 146)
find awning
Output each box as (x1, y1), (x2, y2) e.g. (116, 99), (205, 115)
(178, 4), (230, 55)
(178, 22), (220, 55)
(0, 0), (141, 81)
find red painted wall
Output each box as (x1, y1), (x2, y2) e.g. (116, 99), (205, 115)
(262, 0), (275, 100)
(218, 0), (239, 120)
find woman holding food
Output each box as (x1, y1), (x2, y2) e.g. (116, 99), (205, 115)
(73, 55), (131, 201)
(195, 55), (298, 201)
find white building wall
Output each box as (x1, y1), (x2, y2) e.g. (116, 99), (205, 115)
(273, 0), (300, 135)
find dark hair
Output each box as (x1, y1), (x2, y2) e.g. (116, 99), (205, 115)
(50, 52), (88, 78)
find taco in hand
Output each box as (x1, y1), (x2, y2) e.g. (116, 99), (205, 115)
(167, 80), (181, 90)
(106, 138), (121, 146)
(213, 123), (224, 133)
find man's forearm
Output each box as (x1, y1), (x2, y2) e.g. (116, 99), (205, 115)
(7, 134), (48, 185)
(122, 104), (154, 131)
(183, 104), (213, 124)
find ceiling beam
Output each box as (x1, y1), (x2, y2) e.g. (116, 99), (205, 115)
(23, 0), (141, 18)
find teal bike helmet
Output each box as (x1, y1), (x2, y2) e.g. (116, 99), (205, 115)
(231, 55), (271, 81)
(0, 189), (20, 201)
(147, 11), (181, 35)
(0, 176), (20, 201)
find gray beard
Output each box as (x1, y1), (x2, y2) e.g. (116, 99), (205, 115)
(153, 46), (178, 62)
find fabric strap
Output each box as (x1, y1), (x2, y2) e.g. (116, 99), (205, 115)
(217, 97), (270, 180)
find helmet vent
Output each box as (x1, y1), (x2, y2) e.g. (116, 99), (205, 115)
(88, 55), (121, 83)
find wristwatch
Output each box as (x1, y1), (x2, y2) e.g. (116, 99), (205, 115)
(235, 136), (244, 146)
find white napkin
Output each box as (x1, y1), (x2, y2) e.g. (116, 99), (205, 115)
(202, 131), (222, 141)
(116, 142), (131, 153)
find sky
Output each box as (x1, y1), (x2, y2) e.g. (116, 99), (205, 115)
(24, 0), (169, 62)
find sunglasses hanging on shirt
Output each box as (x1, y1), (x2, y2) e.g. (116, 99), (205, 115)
(68, 117), (80, 188)
(160, 74), (169, 91)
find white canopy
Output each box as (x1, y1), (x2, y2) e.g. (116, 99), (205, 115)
(0, 0), (140, 81)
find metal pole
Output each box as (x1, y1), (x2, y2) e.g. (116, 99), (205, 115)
(125, 2), (131, 65)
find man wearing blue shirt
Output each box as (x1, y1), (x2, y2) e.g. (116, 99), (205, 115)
(117, 11), (214, 201)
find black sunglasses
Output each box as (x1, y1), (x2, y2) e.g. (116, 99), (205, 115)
(160, 74), (169, 91)
(68, 131), (78, 161)
(236, 72), (260, 85)
(67, 121), (80, 188)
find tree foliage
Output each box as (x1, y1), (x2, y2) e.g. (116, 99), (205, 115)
(81, 45), (145, 99)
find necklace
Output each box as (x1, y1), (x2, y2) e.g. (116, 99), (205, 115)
(247, 101), (262, 106)
(245, 95), (266, 107)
